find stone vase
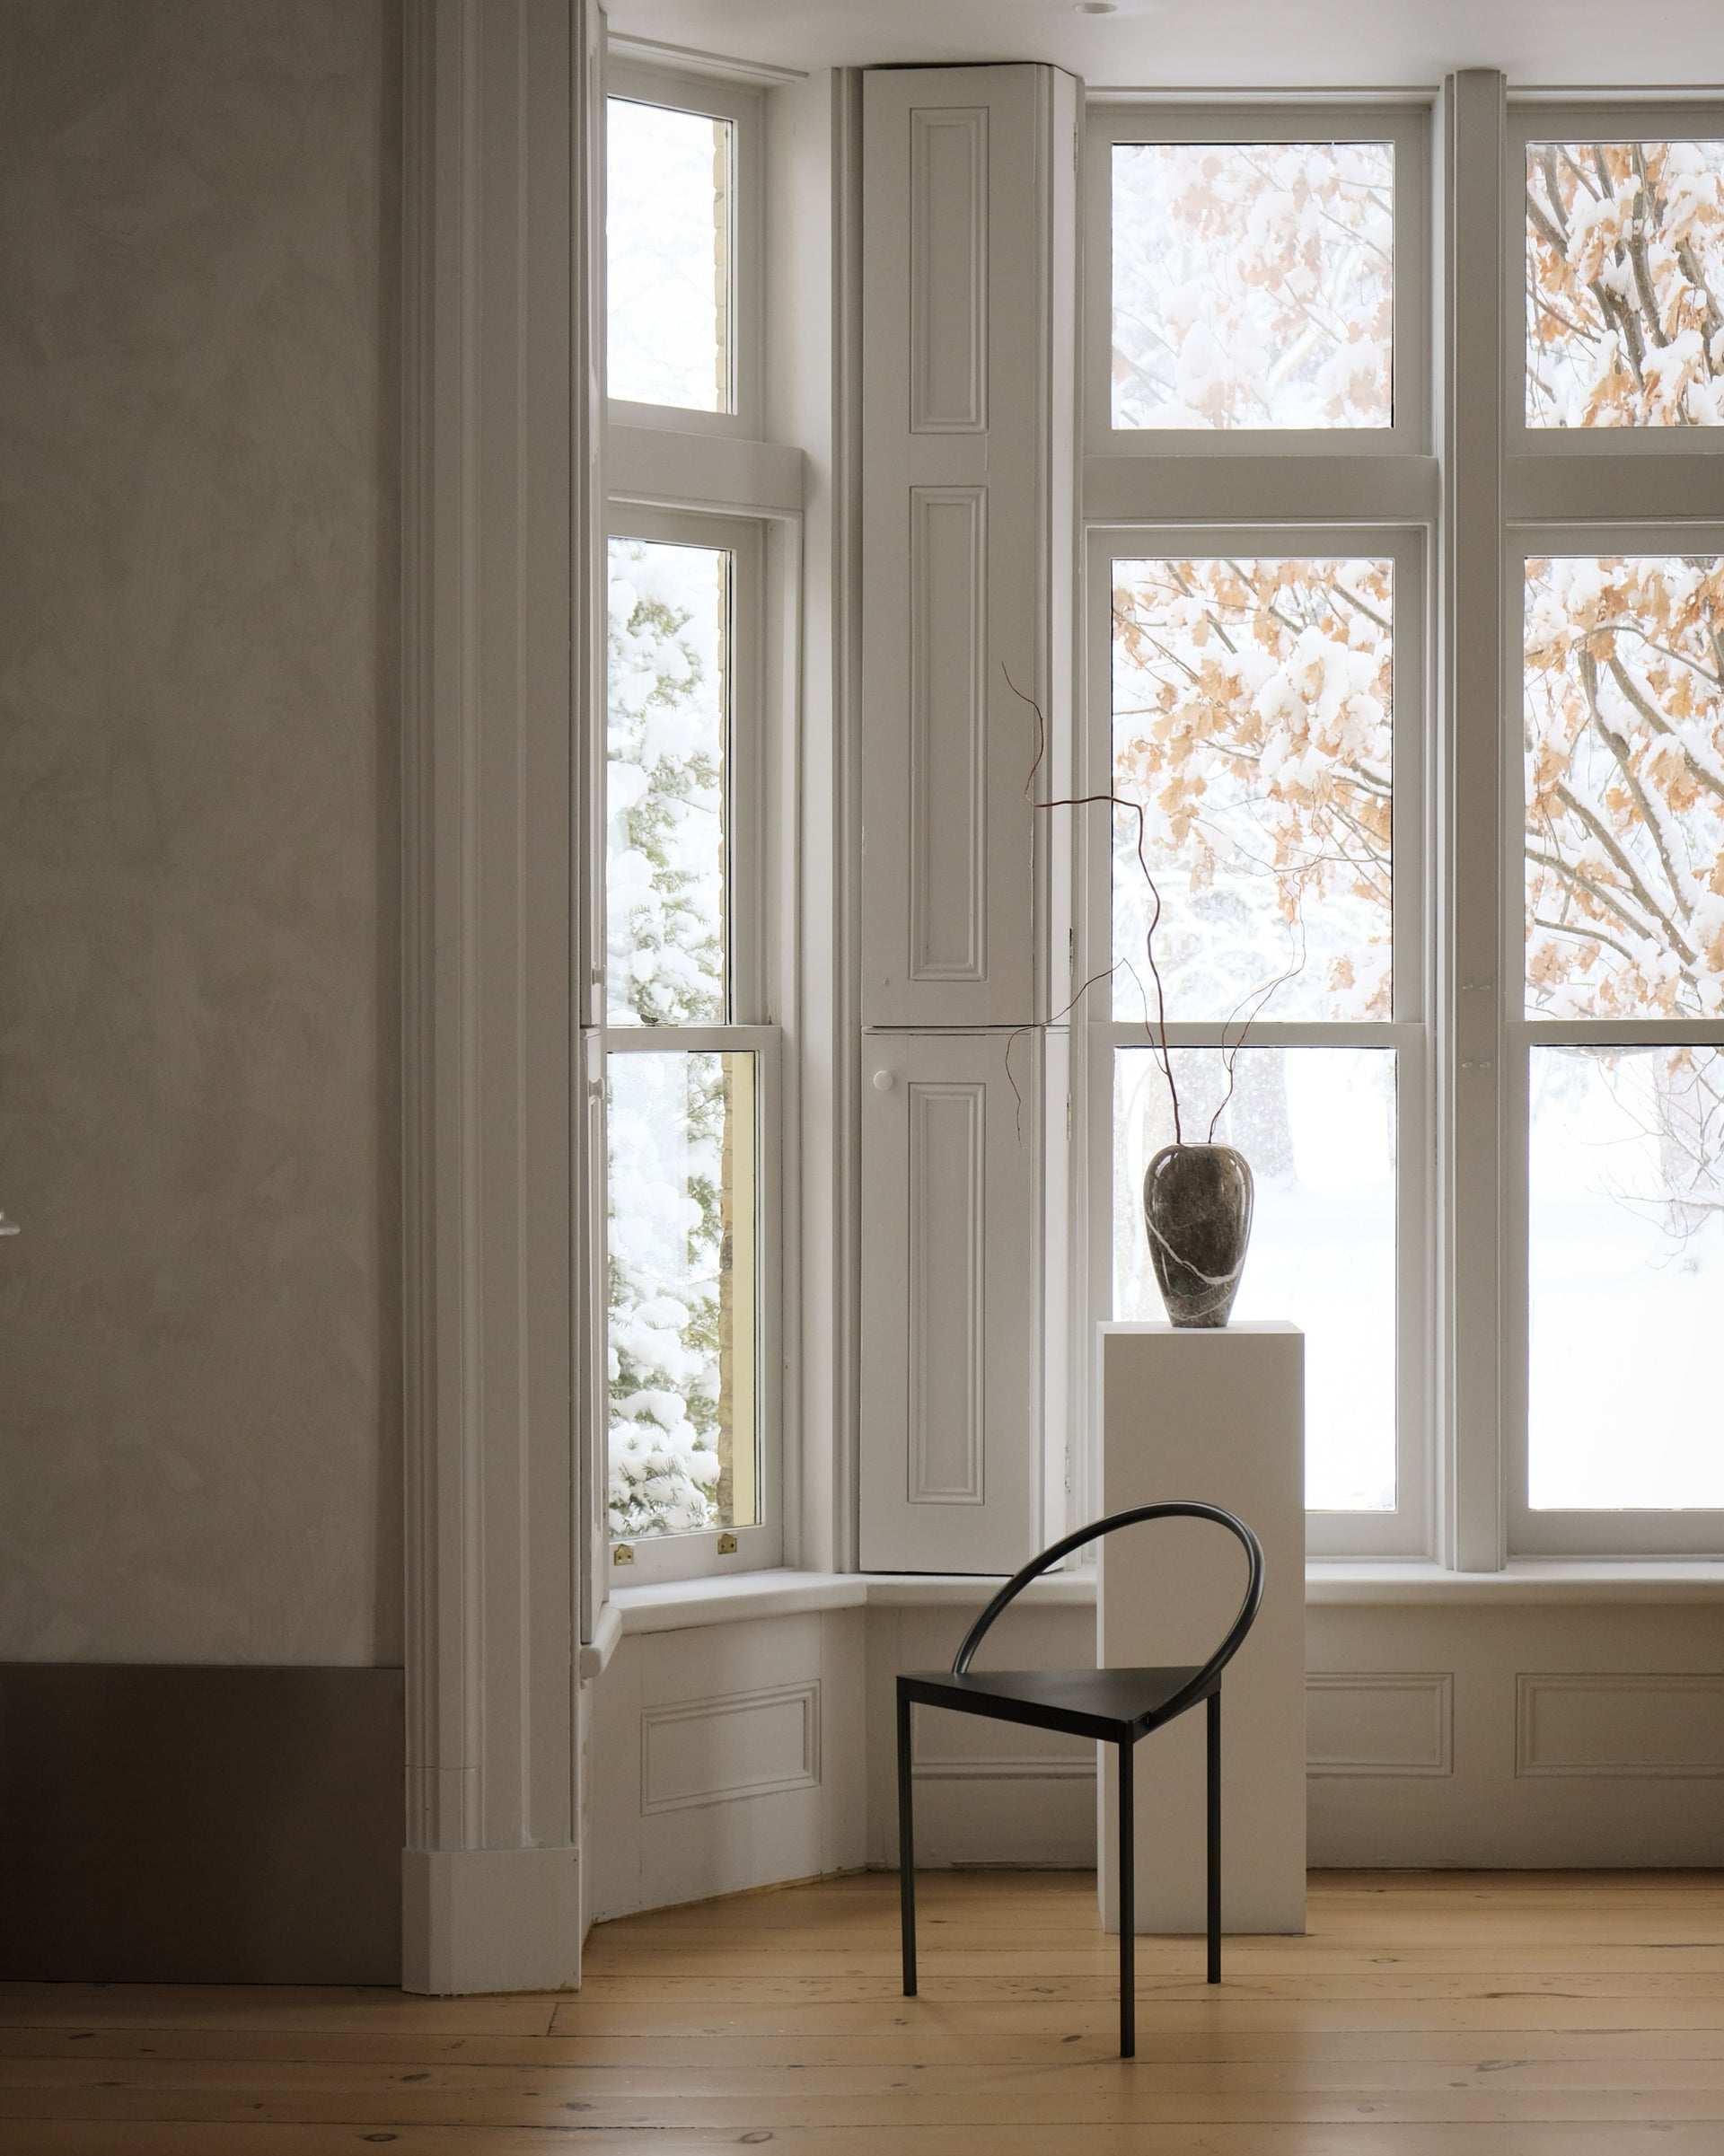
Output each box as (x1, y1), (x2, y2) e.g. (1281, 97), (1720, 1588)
(1142, 1142), (1254, 1329)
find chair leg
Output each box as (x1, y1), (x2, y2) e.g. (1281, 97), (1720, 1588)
(897, 1688), (917, 1997)
(1206, 1690), (1221, 1985)
(1117, 1736), (1135, 2059)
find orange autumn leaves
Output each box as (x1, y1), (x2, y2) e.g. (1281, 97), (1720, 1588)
(1111, 558), (1394, 1024)
(1525, 555), (1724, 1018)
(1527, 141), (1724, 428)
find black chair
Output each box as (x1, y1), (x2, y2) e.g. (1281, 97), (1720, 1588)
(895, 1500), (1265, 2059)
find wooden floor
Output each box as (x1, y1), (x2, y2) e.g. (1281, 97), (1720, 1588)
(2, 1870), (1723, 2151)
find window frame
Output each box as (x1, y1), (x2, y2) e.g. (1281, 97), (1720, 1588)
(1502, 520), (1724, 1556)
(602, 504), (787, 1585)
(1507, 101), (1724, 462)
(605, 62), (765, 440)
(1083, 101), (1431, 462)
(603, 1025), (785, 1584)
(1080, 520), (1434, 1558)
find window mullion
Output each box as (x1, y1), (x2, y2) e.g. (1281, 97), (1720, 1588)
(1439, 68), (1511, 1571)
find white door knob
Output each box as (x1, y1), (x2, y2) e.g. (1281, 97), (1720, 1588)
(872, 1069), (893, 1092)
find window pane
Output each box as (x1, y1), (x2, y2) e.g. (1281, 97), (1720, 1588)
(607, 537), (728, 1027)
(1112, 557), (1394, 1023)
(1114, 1047), (1397, 1509)
(1524, 556), (1724, 1020)
(607, 98), (732, 412)
(1111, 142), (1393, 430)
(608, 1050), (760, 1541)
(1526, 142), (1724, 427)
(1529, 1045), (1724, 1509)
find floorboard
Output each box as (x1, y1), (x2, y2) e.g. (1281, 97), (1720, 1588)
(1, 1871), (1721, 2152)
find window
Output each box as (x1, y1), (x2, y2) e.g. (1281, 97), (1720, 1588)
(1512, 540), (1724, 1543)
(1505, 104), (1724, 1554)
(1110, 141), (1394, 431)
(1086, 105), (1428, 459)
(602, 69), (785, 1584)
(1084, 103), (1430, 1557)
(607, 98), (734, 414)
(1087, 526), (1428, 1552)
(1525, 140), (1724, 429)
(605, 65), (762, 436)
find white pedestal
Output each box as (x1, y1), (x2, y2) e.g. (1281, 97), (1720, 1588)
(1097, 1321), (1306, 1936)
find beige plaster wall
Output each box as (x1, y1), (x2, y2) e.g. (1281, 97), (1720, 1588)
(0, 0), (402, 1663)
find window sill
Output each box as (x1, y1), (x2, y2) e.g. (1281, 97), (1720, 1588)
(579, 1557), (1724, 1674)
(592, 1567), (1095, 1662)
(1306, 1560), (1724, 1604)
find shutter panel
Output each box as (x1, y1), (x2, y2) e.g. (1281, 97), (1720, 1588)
(859, 65), (1077, 1028)
(859, 1031), (1047, 1572)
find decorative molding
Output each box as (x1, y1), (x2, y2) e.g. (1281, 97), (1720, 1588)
(909, 107), (989, 433)
(907, 1082), (987, 1505)
(603, 31), (807, 88)
(400, 0), (595, 1992)
(1306, 1672), (1454, 1778)
(1517, 1673), (1724, 1779)
(908, 488), (989, 982)
(641, 1682), (822, 1814)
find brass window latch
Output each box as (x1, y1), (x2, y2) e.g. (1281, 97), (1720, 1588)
(717, 1532), (738, 1555)
(612, 1543), (634, 1566)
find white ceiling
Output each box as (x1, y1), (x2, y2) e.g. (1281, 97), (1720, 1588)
(606, 0), (1724, 92)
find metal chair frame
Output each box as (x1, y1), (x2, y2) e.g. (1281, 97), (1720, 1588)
(894, 1500), (1265, 2058)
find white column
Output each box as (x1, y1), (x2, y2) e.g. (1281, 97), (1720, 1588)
(400, 0), (603, 1993)
(1097, 1321), (1306, 1935)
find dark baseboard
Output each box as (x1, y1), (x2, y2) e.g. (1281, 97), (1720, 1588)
(0, 1663), (403, 1984)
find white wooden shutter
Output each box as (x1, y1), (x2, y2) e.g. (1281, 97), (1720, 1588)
(859, 1031), (1049, 1572)
(856, 64), (1078, 1573)
(859, 65), (1077, 1028)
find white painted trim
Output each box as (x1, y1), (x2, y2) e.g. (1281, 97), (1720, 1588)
(604, 32), (806, 91)
(1309, 1560), (1724, 1601)
(400, 0), (597, 1992)
(402, 1847), (581, 1995)
(578, 1599), (623, 1684)
(604, 1560), (1724, 1634)
(1306, 1671), (1454, 1776)
(1438, 69), (1509, 1573)
(1516, 1672), (1724, 1777)
(641, 1680), (822, 1812)
(607, 423), (805, 516)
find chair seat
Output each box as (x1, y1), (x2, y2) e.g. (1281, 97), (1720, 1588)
(898, 1664), (1214, 1744)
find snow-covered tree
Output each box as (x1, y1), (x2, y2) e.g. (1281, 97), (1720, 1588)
(1111, 141), (1394, 430)
(1526, 140), (1724, 427)
(1111, 557), (1394, 1026)
(605, 539), (734, 1539)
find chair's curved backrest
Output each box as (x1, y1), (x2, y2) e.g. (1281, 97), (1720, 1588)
(951, 1501), (1265, 1725)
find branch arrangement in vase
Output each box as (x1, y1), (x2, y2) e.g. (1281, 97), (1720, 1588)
(1005, 665), (1306, 1327)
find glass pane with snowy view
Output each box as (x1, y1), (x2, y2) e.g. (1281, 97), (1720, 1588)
(1525, 557), (1724, 1020)
(607, 97), (732, 411)
(608, 1050), (760, 1540)
(1529, 1045), (1724, 1509)
(1111, 141), (1393, 430)
(1112, 557), (1394, 1025)
(607, 536), (728, 1027)
(1115, 1047), (1398, 1509)
(1526, 142), (1724, 427)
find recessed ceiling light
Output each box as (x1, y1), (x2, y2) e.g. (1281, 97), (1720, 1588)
(1075, 3), (1118, 13)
